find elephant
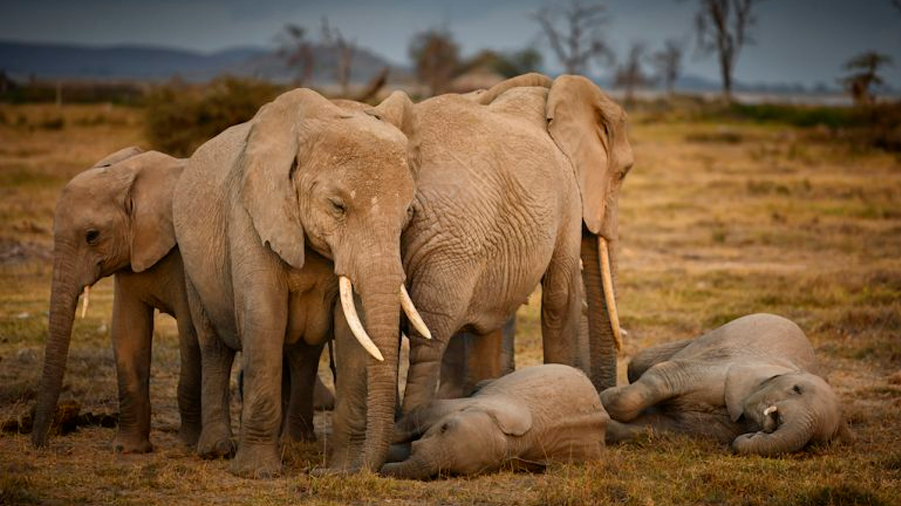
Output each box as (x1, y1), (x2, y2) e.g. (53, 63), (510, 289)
(383, 364), (609, 479)
(600, 313), (850, 456)
(31, 147), (203, 453)
(398, 73), (633, 415)
(173, 87), (426, 477)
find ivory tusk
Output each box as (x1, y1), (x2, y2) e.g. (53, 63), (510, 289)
(80, 285), (90, 319)
(400, 285), (431, 339)
(339, 276), (384, 362)
(763, 405), (778, 417)
(598, 236), (623, 351)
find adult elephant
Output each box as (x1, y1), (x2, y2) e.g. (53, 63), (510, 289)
(31, 147), (202, 453)
(173, 88), (428, 477)
(399, 73), (633, 415)
(601, 314), (850, 456)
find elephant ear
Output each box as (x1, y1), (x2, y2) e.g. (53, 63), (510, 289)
(93, 146), (144, 168)
(124, 152), (184, 272)
(470, 399), (532, 437)
(546, 75), (634, 234)
(724, 362), (796, 422)
(241, 88), (337, 270)
(366, 90), (420, 174)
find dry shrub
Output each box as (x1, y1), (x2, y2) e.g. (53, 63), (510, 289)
(144, 76), (285, 157)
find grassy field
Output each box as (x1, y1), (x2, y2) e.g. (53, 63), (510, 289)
(1, 102), (899, 505)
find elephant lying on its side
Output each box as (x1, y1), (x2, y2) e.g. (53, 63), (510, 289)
(601, 313), (849, 456)
(384, 364), (608, 479)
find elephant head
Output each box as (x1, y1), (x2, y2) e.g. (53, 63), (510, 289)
(32, 148), (184, 447)
(239, 88), (423, 469)
(546, 75), (634, 390)
(725, 363), (847, 456)
(382, 398), (530, 479)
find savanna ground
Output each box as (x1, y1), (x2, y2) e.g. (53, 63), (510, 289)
(0, 99), (899, 505)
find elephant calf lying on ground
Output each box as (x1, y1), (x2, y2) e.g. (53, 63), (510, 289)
(601, 313), (850, 456)
(383, 364), (608, 479)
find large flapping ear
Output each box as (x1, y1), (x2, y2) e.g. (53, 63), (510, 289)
(474, 73), (552, 105)
(366, 90), (420, 174)
(547, 75), (634, 234)
(93, 146), (144, 168)
(469, 399), (532, 437)
(724, 362), (796, 422)
(124, 151), (184, 272)
(241, 88), (337, 270)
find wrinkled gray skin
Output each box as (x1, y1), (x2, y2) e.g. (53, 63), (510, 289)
(383, 364), (608, 479)
(438, 317), (516, 399)
(31, 147), (202, 453)
(173, 88), (417, 477)
(400, 74), (633, 414)
(601, 313), (849, 456)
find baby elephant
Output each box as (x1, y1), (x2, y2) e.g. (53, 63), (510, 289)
(601, 313), (849, 456)
(382, 364), (608, 479)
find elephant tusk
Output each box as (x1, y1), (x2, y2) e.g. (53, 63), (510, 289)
(598, 236), (623, 351)
(763, 405), (778, 417)
(339, 276), (384, 362)
(400, 285), (432, 339)
(80, 285), (90, 319)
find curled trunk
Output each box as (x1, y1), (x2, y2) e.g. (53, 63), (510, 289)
(381, 451), (436, 480)
(732, 412), (815, 456)
(32, 256), (81, 447)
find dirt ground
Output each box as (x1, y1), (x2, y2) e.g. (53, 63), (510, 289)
(0, 103), (899, 505)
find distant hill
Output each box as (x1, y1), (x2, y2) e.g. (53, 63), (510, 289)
(0, 40), (409, 84)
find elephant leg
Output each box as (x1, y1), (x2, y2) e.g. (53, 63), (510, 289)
(282, 340), (324, 443)
(230, 286), (288, 478)
(175, 306), (202, 446)
(402, 325), (453, 415)
(540, 247), (582, 368)
(599, 362), (679, 422)
(437, 332), (468, 399)
(110, 279), (154, 454)
(313, 372), (335, 411)
(189, 280), (236, 459)
(627, 339), (692, 384)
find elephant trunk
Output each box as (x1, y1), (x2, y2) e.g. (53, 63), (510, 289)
(732, 407), (816, 456)
(380, 450), (437, 480)
(32, 249), (82, 447)
(355, 265), (404, 472)
(581, 229), (619, 392)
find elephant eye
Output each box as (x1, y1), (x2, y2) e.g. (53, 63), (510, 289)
(791, 385), (803, 395)
(85, 229), (100, 245)
(329, 198), (346, 216)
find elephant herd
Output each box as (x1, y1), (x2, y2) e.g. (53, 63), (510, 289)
(29, 73), (849, 480)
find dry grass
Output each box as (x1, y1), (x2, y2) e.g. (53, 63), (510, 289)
(1, 103), (899, 505)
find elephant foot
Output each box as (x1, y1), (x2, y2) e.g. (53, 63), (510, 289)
(229, 445), (282, 479)
(114, 435), (153, 454)
(178, 421), (202, 447)
(197, 426), (235, 459)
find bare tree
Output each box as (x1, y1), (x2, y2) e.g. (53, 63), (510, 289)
(321, 17), (356, 97)
(840, 51), (893, 106)
(532, 1), (614, 75)
(651, 39), (685, 98)
(409, 27), (459, 96)
(613, 42), (650, 104)
(277, 24), (315, 87)
(690, 0), (766, 101)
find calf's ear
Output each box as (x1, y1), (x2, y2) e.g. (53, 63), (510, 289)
(724, 362), (795, 422)
(470, 399), (532, 437)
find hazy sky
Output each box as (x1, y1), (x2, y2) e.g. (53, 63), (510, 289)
(2, 0), (900, 87)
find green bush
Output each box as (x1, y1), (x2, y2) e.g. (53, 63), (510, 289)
(144, 76), (285, 157)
